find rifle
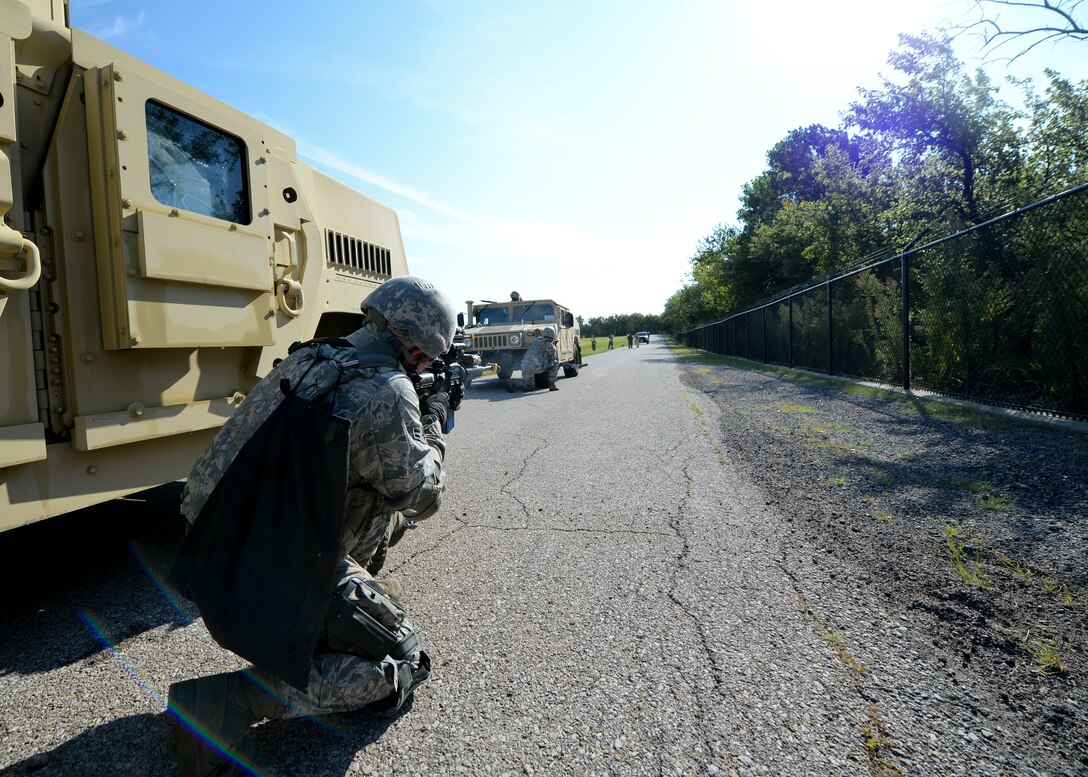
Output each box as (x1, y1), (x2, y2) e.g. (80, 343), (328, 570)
(409, 329), (469, 434)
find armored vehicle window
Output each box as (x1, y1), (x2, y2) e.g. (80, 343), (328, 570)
(514, 303), (555, 322)
(146, 101), (250, 223)
(476, 305), (509, 325)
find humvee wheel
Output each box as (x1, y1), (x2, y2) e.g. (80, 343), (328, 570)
(564, 346), (581, 378)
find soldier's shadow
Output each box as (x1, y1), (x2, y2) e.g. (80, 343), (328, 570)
(253, 700), (409, 776)
(0, 713), (172, 777)
(0, 705), (406, 777)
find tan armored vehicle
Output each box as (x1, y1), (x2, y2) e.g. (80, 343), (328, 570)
(0, 0), (409, 531)
(462, 294), (581, 388)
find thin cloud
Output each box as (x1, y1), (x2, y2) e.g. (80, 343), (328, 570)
(299, 141), (618, 256)
(91, 10), (147, 40)
(300, 143), (481, 224)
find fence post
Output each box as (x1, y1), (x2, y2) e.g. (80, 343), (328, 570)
(901, 253), (910, 391)
(827, 280), (833, 374)
(788, 295), (794, 368)
(762, 305), (768, 363)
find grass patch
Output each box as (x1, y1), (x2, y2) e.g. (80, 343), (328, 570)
(1028, 639), (1066, 675)
(947, 478), (1012, 510)
(949, 477), (992, 494)
(799, 422), (873, 450)
(860, 705), (902, 777)
(665, 339), (1023, 432)
(683, 390), (729, 465)
(770, 401), (813, 414)
(978, 493), (1013, 510)
(1043, 580), (1075, 606)
(943, 524), (992, 590)
(796, 593), (866, 674)
(823, 630), (867, 673)
(995, 553), (1033, 584)
(875, 511), (894, 523)
(917, 400), (1011, 430)
(868, 469), (893, 486)
(580, 336), (648, 357)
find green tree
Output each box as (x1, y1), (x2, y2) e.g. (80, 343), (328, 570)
(1020, 70), (1088, 190)
(688, 224), (739, 313)
(846, 33), (1024, 229)
(662, 283), (717, 333)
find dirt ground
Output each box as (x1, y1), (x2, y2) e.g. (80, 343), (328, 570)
(677, 350), (1087, 774)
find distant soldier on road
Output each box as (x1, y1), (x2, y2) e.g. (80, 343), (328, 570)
(507, 327), (560, 392)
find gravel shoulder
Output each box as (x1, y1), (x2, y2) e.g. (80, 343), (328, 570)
(675, 345), (1088, 776)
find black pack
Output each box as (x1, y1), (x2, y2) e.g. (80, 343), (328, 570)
(169, 338), (399, 691)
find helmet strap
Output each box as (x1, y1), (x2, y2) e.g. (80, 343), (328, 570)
(382, 327), (412, 360)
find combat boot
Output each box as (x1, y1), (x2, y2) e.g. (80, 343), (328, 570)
(167, 670), (286, 777)
(372, 577), (403, 599)
(548, 378), (558, 392)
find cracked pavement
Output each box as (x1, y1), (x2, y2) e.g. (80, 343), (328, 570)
(323, 340), (875, 775)
(6, 337), (1075, 775)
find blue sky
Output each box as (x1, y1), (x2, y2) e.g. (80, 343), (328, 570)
(74, 0), (1088, 319)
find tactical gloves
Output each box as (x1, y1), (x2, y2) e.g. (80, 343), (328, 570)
(422, 392), (450, 426)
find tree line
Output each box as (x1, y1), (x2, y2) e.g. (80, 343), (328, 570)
(661, 24), (1088, 333)
(576, 313), (664, 338)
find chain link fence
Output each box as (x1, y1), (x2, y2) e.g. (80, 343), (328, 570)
(679, 184), (1088, 420)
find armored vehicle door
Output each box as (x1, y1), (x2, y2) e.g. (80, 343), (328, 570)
(37, 32), (277, 450)
(80, 59), (273, 351)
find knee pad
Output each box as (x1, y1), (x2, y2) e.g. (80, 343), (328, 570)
(325, 576), (420, 660)
(367, 650), (431, 717)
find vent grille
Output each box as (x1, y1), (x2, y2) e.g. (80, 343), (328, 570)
(325, 229), (392, 278)
(474, 334), (515, 349)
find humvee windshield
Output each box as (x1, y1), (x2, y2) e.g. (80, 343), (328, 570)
(475, 305), (509, 325)
(513, 303), (556, 322)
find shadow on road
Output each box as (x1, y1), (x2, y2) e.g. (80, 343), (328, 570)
(466, 374), (579, 402)
(0, 483), (190, 676)
(0, 712), (173, 777)
(0, 705), (405, 777)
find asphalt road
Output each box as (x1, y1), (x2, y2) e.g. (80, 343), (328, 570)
(1, 339), (873, 776)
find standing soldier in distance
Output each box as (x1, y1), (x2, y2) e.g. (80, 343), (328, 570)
(167, 276), (458, 776)
(507, 326), (560, 392)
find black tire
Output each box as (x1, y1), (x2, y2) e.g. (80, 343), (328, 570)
(534, 372), (550, 389)
(564, 346), (581, 378)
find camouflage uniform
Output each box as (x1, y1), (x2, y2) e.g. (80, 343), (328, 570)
(508, 335), (559, 391)
(169, 275), (456, 777)
(180, 322), (443, 712)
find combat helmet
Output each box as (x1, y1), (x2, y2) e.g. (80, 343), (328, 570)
(542, 326), (556, 341)
(361, 276), (457, 358)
